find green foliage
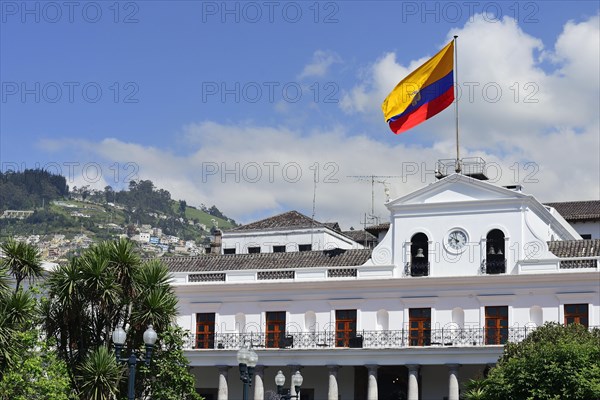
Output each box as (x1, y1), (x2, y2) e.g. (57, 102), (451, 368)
(0, 329), (75, 400)
(465, 322), (600, 400)
(0, 169), (68, 212)
(43, 238), (185, 398)
(78, 347), (122, 400)
(140, 326), (203, 400)
(0, 238), (43, 291)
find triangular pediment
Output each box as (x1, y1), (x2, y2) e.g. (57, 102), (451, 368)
(387, 174), (527, 207)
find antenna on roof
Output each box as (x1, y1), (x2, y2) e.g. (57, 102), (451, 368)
(347, 174), (400, 225)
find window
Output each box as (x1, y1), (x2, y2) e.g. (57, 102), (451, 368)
(223, 248), (236, 254)
(485, 229), (506, 274)
(248, 246), (261, 254)
(565, 304), (588, 328)
(299, 244), (312, 252)
(410, 233), (429, 276)
(195, 313), (215, 349)
(485, 306), (508, 345)
(581, 234), (592, 240)
(335, 309), (357, 347)
(266, 311), (286, 348)
(273, 245), (286, 253)
(409, 308), (431, 346)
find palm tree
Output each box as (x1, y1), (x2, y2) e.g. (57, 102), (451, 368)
(0, 288), (35, 376)
(43, 238), (178, 398)
(0, 238), (43, 292)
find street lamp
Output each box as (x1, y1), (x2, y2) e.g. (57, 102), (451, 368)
(112, 325), (158, 400)
(275, 370), (303, 400)
(237, 346), (258, 400)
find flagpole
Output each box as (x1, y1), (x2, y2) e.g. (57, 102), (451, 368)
(453, 35), (461, 173)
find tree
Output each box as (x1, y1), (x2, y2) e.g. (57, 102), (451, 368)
(465, 322), (600, 400)
(0, 238), (43, 292)
(140, 326), (203, 400)
(178, 200), (187, 217)
(42, 238), (197, 399)
(0, 329), (75, 400)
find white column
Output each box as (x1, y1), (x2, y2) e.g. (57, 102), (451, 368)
(447, 364), (460, 400)
(253, 365), (265, 400)
(407, 364), (419, 400)
(366, 364), (378, 400)
(217, 365), (229, 400)
(289, 365), (302, 397)
(327, 365), (339, 400)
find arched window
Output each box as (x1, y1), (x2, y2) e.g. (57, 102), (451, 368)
(410, 233), (429, 276)
(486, 229), (505, 274)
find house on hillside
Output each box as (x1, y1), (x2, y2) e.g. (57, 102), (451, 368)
(163, 173), (599, 400)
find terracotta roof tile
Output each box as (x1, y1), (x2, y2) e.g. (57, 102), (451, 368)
(163, 248), (373, 273)
(365, 222), (390, 235)
(547, 239), (600, 257)
(545, 200), (600, 221)
(342, 230), (377, 243)
(229, 211), (324, 232)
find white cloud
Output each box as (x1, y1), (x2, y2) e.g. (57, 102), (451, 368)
(298, 50), (342, 79)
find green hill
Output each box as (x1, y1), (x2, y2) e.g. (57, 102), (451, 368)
(0, 170), (236, 242)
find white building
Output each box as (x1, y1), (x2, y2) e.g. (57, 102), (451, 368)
(220, 211), (364, 255)
(166, 173), (599, 400)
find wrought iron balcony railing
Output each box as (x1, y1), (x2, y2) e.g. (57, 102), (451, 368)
(404, 262), (430, 277)
(184, 325), (598, 350)
(481, 258), (506, 274)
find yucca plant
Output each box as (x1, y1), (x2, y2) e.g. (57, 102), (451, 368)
(78, 346), (122, 400)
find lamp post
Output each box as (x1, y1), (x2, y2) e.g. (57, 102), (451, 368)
(112, 325), (158, 400)
(237, 346), (258, 400)
(275, 370), (303, 400)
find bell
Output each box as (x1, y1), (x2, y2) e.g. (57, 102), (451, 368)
(416, 248), (425, 258)
(488, 246), (495, 255)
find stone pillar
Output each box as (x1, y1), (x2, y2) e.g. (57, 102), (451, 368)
(288, 365), (302, 397)
(407, 364), (420, 400)
(447, 364), (460, 400)
(253, 365), (265, 400)
(327, 365), (339, 400)
(366, 364), (378, 400)
(217, 365), (230, 400)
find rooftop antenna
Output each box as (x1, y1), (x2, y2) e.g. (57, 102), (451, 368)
(347, 175), (400, 223)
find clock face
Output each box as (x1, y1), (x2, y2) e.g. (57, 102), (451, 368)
(447, 230), (468, 250)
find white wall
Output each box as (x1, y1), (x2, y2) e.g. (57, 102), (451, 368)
(222, 228), (362, 254)
(571, 221), (600, 239)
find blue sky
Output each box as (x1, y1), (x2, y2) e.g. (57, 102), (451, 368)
(1, 1), (599, 227)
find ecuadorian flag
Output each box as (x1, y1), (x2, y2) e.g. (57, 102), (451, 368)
(382, 41), (454, 134)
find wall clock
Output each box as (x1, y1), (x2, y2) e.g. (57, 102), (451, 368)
(446, 229), (468, 251)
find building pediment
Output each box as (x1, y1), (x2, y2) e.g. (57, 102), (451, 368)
(386, 174), (526, 209)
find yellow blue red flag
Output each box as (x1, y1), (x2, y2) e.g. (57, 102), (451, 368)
(382, 41), (454, 134)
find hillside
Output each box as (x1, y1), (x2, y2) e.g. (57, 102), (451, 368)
(0, 170), (236, 245)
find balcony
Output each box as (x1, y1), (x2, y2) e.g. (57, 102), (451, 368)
(184, 326), (598, 350)
(405, 262), (430, 277)
(482, 258), (506, 274)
